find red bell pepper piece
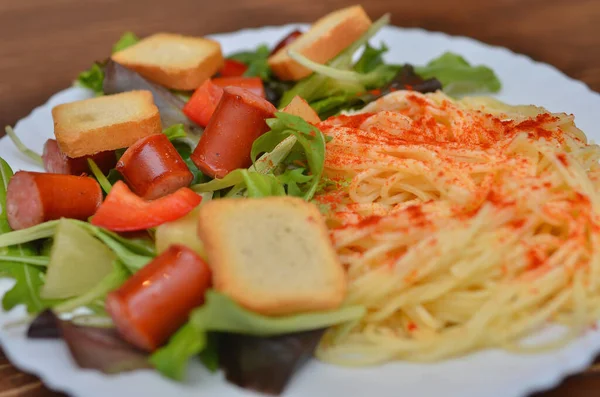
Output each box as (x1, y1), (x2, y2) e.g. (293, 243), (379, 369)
(219, 59), (248, 77)
(91, 181), (202, 232)
(212, 77), (266, 98)
(183, 79), (224, 127)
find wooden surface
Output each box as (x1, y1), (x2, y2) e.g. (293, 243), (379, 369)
(1, 0), (600, 396)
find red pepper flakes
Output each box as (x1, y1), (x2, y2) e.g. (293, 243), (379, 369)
(509, 219), (526, 229)
(527, 248), (545, 271)
(404, 269), (419, 283)
(407, 322), (418, 332)
(556, 153), (569, 167)
(329, 113), (375, 129)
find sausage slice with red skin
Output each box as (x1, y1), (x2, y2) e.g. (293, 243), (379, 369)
(105, 245), (211, 352)
(116, 134), (193, 200)
(191, 87), (277, 179)
(42, 139), (117, 175)
(6, 172), (102, 230)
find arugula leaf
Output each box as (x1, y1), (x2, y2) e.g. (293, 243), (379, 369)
(112, 32), (140, 53)
(150, 322), (206, 380)
(270, 112), (326, 200)
(76, 63), (105, 96)
(354, 43), (389, 74)
(228, 45), (271, 80)
(277, 168), (312, 197)
(288, 50), (400, 88)
(192, 112), (326, 200)
(310, 94), (365, 119)
(151, 290), (365, 380)
(415, 52), (501, 96)
(87, 159), (112, 194)
(1, 261), (55, 313)
(240, 170), (286, 197)
(162, 124), (187, 141)
(4, 126), (43, 166)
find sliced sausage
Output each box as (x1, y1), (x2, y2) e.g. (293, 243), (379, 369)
(42, 139), (117, 175)
(116, 134), (193, 200)
(6, 172), (102, 230)
(191, 87), (277, 179)
(105, 245), (211, 352)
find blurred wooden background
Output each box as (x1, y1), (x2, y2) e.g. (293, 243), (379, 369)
(1, 0), (600, 396)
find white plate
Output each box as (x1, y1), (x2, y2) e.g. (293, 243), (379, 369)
(1, 24), (600, 397)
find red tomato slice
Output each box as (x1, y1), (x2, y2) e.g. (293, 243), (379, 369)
(219, 59), (248, 77)
(183, 80), (224, 127)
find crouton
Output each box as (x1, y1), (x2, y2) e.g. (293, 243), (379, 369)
(268, 6), (372, 81)
(112, 33), (224, 90)
(52, 90), (161, 157)
(197, 197), (346, 316)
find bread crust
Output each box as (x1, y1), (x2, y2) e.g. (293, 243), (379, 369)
(111, 34), (224, 90)
(52, 90), (161, 157)
(268, 5), (372, 81)
(197, 197), (347, 316)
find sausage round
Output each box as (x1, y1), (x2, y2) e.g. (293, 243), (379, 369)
(42, 139), (117, 175)
(191, 87), (277, 179)
(116, 134), (193, 200)
(6, 172), (103, 230)
(105, 245), (212, 352)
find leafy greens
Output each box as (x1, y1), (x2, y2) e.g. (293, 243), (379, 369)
(76, 32), (140, 95)
(151, 290), (365, 380)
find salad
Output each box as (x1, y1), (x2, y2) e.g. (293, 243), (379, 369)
(0, 5), (501, 396)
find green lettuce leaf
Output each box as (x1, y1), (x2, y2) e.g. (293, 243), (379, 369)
(353, 43), (389, 74)
(76, 32), (140, 95)
(151, 290), (365, 380)
(162, 124), (187, 141)
(415, 52), (501, 96)
(76, 63), (105, 96)
(112, 32), (140, 53)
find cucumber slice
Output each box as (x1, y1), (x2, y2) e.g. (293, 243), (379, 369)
(41, 219), (116, 299)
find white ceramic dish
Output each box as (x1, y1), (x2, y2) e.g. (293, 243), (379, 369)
(1, 24), (600, 397)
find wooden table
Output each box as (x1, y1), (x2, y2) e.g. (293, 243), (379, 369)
(0, 0), (599, 396)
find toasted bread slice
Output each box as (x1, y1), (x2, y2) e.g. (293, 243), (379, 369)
(197, 197), (346, 316)
(281, 96), (321, 124)
(268, 6), (372, 81)
(111, 33), (224, 90)
(52, 90), (161, 158)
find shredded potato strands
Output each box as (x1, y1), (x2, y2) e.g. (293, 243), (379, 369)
(313, 90), (600, 365)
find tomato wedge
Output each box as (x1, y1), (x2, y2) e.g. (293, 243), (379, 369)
(91, 181), (202, 231)
(219, 59), (248, 77)
(212, 77), (266, 98)
(183, 79), (224, 127)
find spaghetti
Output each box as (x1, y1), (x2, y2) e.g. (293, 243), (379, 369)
(313, 90), (600, 365)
